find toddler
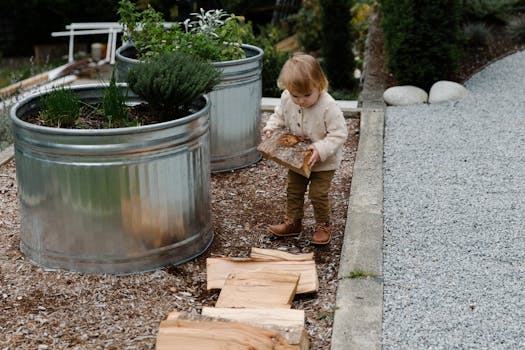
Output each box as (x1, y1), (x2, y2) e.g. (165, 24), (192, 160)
(263, 53), (348, 245)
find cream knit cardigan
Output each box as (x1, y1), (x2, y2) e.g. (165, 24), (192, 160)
(263, 90), (348, 172)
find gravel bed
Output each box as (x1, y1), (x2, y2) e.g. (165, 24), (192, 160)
(382, 50), (525, 349)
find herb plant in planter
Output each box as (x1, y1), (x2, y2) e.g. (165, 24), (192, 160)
(116, 0), (264, 172)
(10, 52), (221, 274)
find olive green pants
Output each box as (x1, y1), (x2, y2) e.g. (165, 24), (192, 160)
(286, 169), (336, 223)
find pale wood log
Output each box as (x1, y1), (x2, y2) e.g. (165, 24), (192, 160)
(215, 271), (299, 309)
(201, 307), (305, 328)
(250, 247), (314, 261)
(0, 72), (49, 98)
(257, 129), (312, 178)
(206, 257), (318, 294)
(158, 313), (309, 350)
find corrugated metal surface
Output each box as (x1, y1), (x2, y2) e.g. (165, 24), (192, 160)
(209, 45), (263, 172)
(10, 84), (213, 274)
(116, 44), (264, 173)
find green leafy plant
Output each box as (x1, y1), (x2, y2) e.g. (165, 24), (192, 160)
(118, 0), (253, 62)
(39, 87), (81, 128)
(103, 71), (131, 127)
(125, 51), (222, 120)
(463, 22), (492, 47)
(463, 0), (521, 22)
(316, 306), (339, 321)
(0, 57), (65, 89)
(0, 108), (13, 151)
(250, 24), (290, 97)
(294, 0), (323, 53)
(346, 269), (378, 279)
(507, 15), (525, 43)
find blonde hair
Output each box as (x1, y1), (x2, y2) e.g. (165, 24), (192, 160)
(277, 53), (329, 94)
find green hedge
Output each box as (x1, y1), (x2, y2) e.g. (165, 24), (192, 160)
(320, 0), (356, 91)
(380, 0), (463, 90)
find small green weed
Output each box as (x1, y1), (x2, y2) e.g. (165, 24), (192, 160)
(463, 0), (521, 22)
(507, 16), (525, 44)
(346, 269), (378, 279)
(0, 107), (13, 151)
(463, 22), (492, 47)
(249, 23), (289, 97)
(0, 58), (66, 89)
(103, 70), (130, 127)
(316, 306), (339, 321)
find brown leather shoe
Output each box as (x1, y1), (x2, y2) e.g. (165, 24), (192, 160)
(268, 218), (302, 237)
(312, 222), (331, 245)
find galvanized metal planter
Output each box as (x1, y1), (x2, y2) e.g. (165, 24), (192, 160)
(116, 44), (264, 172)
(10, 84), (213, 274)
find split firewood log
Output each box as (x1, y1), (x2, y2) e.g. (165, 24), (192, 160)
(206, 257), (318, 294)
(215, 271), (300, 308)
(250, 247), (314, 261)
(157, 312), (309, 350)
(257, 129), (313, 178)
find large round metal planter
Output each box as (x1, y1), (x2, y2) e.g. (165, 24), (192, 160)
(116, 44), (264, 172)
(10, 84), (213, 274)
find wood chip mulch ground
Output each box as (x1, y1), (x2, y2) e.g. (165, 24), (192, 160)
(0, 114), (360, 350)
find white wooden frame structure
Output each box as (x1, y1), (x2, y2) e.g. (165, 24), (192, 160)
(51, 22), (123, 64)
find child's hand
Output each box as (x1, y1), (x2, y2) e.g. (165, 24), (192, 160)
(264, 129), (274, 138)
(306, 145), (320, 168)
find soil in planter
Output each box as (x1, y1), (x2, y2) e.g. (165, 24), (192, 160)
(20, 102), (204, 129)
(22, 102), (203, 129)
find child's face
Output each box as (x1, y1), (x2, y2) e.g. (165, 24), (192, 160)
(289, 88), (320, 108)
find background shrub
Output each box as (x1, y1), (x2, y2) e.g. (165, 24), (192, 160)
(463, 0), (522, 22)
(248, 24), (290, 97)
(294, 0), (323, 53)
(507, 15), (525, 43)
(463, 22), (492, 47)
(351, 1), (375, 73)
(380, 0), (463, 90)
(320, 0), (356, 91)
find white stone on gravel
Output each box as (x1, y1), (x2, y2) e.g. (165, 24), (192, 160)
(428, 80), (469, 104)
(383, 85), (428, 106)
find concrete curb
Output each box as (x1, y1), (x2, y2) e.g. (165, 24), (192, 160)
(331, 8), (386, 350)
(331, 108), (384, 350)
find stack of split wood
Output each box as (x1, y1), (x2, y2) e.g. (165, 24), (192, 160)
(156, 248), (318, 349)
